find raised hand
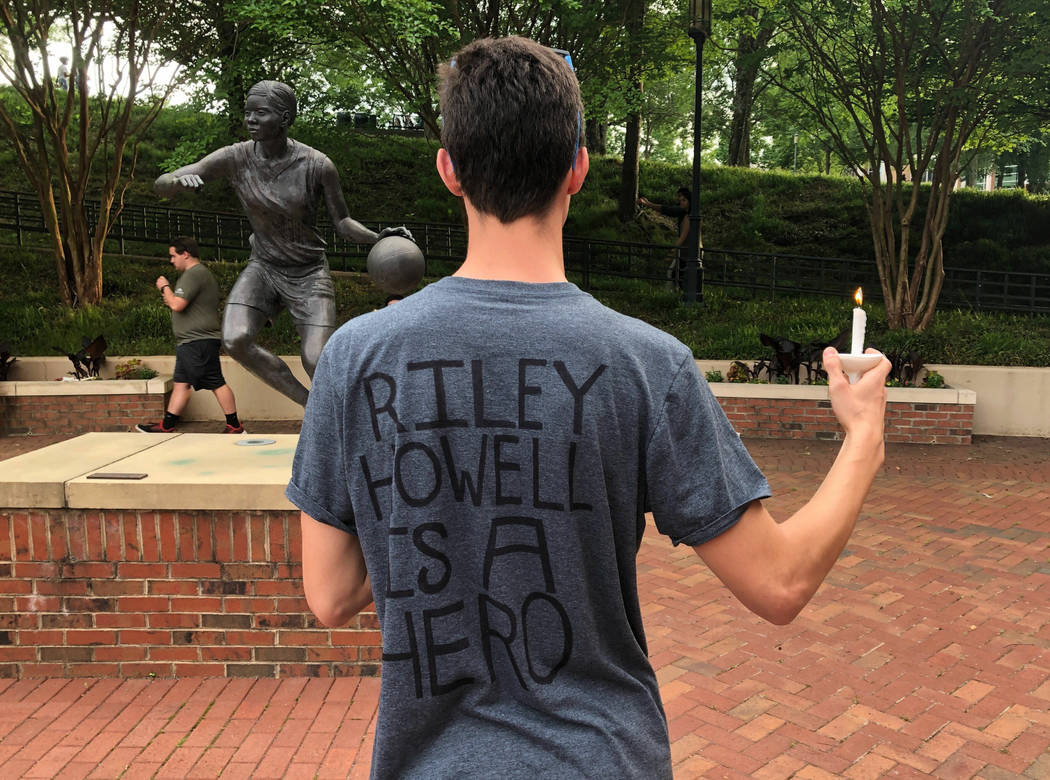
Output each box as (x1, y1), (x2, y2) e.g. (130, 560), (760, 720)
(823, 347), (890, 442)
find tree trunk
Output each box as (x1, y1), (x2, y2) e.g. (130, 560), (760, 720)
(618, 0), (646, 222)
(585, 119), (606, 155)
(726, 51), (756, 166)
(218, 20), (248, 140)
(619, 108), (642, 221)
(726, 23), (775, 168)
(55, 198), (104, 306)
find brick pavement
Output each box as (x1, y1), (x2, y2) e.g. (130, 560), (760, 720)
(1, 433), (1048, 778)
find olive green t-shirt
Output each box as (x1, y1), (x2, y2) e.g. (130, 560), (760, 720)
(172, 262), (222, 345)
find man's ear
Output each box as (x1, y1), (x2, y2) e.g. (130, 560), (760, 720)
(567, 147), (589, 195)
(436, 149), (463, 197)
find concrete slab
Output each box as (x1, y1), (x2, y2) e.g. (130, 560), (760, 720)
(0, 432), (175, 508)
(64, 433), (299, 511)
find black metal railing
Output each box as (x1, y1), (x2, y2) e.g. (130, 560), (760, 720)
(2, 189), (1048, 314)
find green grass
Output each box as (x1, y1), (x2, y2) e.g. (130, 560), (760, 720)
(4, 246), (1047, 366)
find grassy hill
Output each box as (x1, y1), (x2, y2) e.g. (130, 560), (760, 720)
(2, 93), (1049, 271)
(1, 96), (1048, 365)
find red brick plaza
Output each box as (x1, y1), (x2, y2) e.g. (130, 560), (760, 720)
(1, 434), (1049, 778)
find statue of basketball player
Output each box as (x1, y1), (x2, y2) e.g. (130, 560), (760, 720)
(155, 80), (414, 406)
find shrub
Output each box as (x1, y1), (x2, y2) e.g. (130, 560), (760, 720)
(922, 370), (946, 388)
(114, 358), (158, 380)
(704, 370), (724, 383)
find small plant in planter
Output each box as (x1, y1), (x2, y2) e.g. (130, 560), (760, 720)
(704, 370), (724, 383)
(114, 358), (159, 380)
(922, 370), (946, 389)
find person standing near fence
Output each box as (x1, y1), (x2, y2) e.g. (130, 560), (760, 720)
(154, 80), (414, 406)
(638, 187), (693, 289)
(55, 56), (69, 90)
(286, 35), (890, 779)
(137, 236), (244, 434)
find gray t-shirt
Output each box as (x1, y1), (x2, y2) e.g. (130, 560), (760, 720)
(171, 262), (221, 345)
(287, 277), (770, 779)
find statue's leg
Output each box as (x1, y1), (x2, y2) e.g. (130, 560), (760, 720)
(299, 323), (336, 379)
(222, 264), (310, 406)
(223, 303), (309, 406)
(285, 266), (338, 380)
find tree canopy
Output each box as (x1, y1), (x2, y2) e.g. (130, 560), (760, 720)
(0, 0), (179, 306)
(3, 0), (1048, 326)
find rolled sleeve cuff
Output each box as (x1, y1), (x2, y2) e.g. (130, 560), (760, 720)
(671, 483), (772, 547)
(285, 481), (357, 535)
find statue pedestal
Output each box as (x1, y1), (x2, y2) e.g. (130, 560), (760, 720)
(0, 433), (381, 679)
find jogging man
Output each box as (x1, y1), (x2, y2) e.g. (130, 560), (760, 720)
(138, 236), (243, 434)
(287, 36), (890, 778)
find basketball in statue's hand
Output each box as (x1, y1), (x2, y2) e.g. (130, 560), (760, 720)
(367, 236), (425, 295)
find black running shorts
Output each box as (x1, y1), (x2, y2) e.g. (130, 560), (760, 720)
(173, 338), (226, 391)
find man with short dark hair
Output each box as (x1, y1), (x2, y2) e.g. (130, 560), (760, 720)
(137, 236), (243, 434)
(287, 36), (889, 778)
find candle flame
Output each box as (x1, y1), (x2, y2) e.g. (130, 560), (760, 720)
(854, 287), (863, 306)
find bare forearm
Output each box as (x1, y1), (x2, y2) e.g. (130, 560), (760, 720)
(300, 512), (374, 627)
(777, 433), (884, 604)
(309, 571), (373, 627)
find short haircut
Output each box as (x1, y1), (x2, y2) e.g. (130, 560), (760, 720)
(170, 236), (200, 258)
(438, 36), (584, 223)
(247, 80), (297, 126)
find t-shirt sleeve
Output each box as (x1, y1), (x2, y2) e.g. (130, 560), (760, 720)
(285, 338), (357, 534)
(173, 268), (201, 302)
(645, 355), (771, 546)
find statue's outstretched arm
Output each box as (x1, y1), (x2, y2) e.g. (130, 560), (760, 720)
(155, 147), (230, 198)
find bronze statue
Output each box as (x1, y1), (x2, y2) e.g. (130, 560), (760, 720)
(156, 80), (415, 406)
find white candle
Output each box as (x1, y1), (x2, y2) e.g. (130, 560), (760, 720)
(850, 287), (866, 354)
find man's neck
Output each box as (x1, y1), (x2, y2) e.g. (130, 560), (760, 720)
(453, 206), (568, 283)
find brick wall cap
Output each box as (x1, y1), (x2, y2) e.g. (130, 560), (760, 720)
(0, 377), (172, 397)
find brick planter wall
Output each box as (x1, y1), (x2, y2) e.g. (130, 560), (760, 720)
(0, 393), (168, 436)
(713, 387), (975, 445)
(0, 509), (381, 678)
(0, 376), (172, 436)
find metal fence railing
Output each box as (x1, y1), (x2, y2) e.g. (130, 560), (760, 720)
(2, 189), (1048, 314)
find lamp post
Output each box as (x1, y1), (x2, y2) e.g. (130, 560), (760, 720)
(684, 0), (712, 305)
